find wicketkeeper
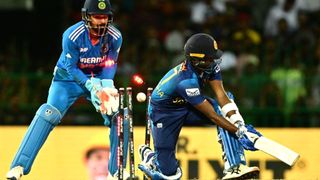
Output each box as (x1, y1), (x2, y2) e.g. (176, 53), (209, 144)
(6, 0), (130, 179)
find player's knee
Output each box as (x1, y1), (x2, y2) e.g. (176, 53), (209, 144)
(36, 103), (62, 125)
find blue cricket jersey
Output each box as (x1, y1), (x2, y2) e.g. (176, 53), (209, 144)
(54, 21), (122, 85)
(151, 61), (222, 109)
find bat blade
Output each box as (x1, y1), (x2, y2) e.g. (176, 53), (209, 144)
(254, 136), (300, 166)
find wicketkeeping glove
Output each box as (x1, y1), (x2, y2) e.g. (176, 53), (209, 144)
(85, 77), (103, 111)
(236, 124), (262, 151)
(85, 78), (119, 115)
(96, 87), (119, 115)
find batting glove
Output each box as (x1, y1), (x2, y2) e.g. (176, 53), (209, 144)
(237, 124), (262, 151)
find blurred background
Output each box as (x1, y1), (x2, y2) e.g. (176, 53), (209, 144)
(1, 0), (320, 179)
(0, 0), (319, 127)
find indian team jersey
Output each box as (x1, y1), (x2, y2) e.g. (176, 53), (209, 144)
(151, 61), (222, 109)
(54, 21), (122, 85)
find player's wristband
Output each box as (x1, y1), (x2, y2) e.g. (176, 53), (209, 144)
(85, 80), (93, 91)
(101, 79), (114, 88)
(229, 113), (244, 125)
(221, 102), (238, 117)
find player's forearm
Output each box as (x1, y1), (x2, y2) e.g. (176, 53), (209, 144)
(216, 94), (236, 118)
(66, 67), (89, 85)
(194, 100), (238, 133)
(100, 64), (117, 79)
(210, 113), (238, 133)
(210, 80), (237, 117)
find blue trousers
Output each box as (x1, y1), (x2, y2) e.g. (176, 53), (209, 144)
(149, 95), (245, 175)
(10, 80), (128, 175)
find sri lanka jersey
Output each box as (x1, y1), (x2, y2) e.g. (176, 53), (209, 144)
(151, 61), (222, 109)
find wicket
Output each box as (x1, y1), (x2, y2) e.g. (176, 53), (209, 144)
(143, 87), (153, 180)
(126, 87), (135, 179)
(144, 88), (153, 148)
(117, 87), (153, 180)
(118, 88), (125, 180)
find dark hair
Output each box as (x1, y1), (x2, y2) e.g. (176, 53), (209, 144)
(85, 146), (110, 159)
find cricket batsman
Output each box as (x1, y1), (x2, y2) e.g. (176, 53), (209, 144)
(6, 0), (130, 179)
(138, 33), (262, 179)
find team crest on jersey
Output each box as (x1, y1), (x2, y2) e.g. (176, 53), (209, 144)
(185, 88), (200, 97)
(101, 43), (109, 54)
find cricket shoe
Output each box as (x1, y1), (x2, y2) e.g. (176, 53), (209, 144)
(138, 145), (156, 170)
(222, 164), (259, 180)
(6, 166), (24, 180)
(106, 170), (130, 180)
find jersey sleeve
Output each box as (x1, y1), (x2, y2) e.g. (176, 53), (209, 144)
(62, 34), (89, 85)
(208, 64), (222, 81)
(176, 79), (205, 106)
(100, 28), (123, 79)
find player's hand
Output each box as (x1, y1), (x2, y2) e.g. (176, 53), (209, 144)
(237, 124), (262, 151)
(85, 78), (118, 115)
(97, 87), (119, 115)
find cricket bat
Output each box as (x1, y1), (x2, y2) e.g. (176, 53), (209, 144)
(254, 136), (300, 166)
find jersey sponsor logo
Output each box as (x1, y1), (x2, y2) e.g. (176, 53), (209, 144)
(172, 97), (186, 105)
(80, 47), (88, 52)
(214, 65), (220, 73)
(156, 123), (163, 128)
(78, 57), (115, 69)
(80, 57), (104, 64)
(185, 88), (200, 97)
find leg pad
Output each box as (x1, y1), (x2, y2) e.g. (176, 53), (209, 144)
(10, 104), (61, 174)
